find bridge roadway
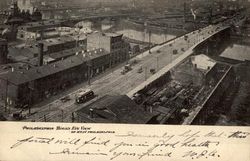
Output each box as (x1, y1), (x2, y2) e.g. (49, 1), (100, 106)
(60, 13), (130, 25)
(126, 25), (230, 97)
(24, 21), (232, 122)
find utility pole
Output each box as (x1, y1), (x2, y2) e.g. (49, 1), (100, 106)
(1, 77), (22, 114)
(156, 57), (159, 71)
(87, 64), (91, 86)
(87, 52), (92, 86)
(61, 109), (64, 122)
(44, 114), (47, 122)
(3, 78), (8, 113)
(149, 29), (152, 54)
(183, 2), (187, 24)
(72, 112), (75, 122)
(28, 86), (35, 115)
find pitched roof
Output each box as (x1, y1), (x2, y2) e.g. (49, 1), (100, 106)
(0, 49), (108, 85)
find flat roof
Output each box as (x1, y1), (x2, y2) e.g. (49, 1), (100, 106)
(191, 54), (216, 71)
(21, 20), (62, 28)
(220, 44), (250, 61)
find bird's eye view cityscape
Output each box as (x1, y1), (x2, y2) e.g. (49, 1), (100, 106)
(0, 0), (249, 126)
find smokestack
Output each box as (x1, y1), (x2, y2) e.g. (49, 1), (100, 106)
(38, 43), (44, 66)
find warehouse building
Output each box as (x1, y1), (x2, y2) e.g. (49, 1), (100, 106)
(0, 46), (128, 108)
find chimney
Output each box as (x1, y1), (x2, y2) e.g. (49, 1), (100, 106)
(38, 43), (44, 66)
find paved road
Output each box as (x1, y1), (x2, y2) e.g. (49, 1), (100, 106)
(24, 23), (230, 122)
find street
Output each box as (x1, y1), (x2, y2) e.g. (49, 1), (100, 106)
(24, 23), (228, 122)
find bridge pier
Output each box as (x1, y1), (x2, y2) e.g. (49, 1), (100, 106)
(193, 28), (231, 56)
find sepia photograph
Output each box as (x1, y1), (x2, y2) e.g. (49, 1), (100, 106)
(0, 1), (250, 161)
(0, 0), (250, 126)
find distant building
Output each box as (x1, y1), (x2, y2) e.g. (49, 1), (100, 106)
(76, 95), (157, 124)
(17, 20), (61, 40)
(17, 0), (34, 13)
(4, 1), (42, 26)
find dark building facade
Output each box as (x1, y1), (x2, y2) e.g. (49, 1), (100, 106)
(0, 38), (8, 65)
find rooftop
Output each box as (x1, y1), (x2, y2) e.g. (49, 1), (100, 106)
(41, 36), (76, 46)
(19, 20), (62, 29)
(103, 32), (123, 37)
(89, 32), (123, 38)
(220, 44), (250, 61)
(76, 95), (155, 124)
(191, 54), (216, 71)
(0, 48), (108, 85)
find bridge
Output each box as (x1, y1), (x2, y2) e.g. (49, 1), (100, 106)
(39, 6), (91, 12)
(126, 15), (246, 98)
(60, 13), (131, 27)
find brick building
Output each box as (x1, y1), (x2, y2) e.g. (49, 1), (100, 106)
(87, 32), (130, 67)
(0, 46), (128, 108)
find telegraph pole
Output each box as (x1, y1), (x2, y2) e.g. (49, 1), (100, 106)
(5, 78), (8, 112)
(87, 52), (92, 86)
(156, 57), (159, 71)
(61, 109), (64, 122)
(149, 29), (152, 54)
(0, 77), (9, 112)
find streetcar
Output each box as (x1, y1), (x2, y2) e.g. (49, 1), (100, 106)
(75, 89), (95, 104)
